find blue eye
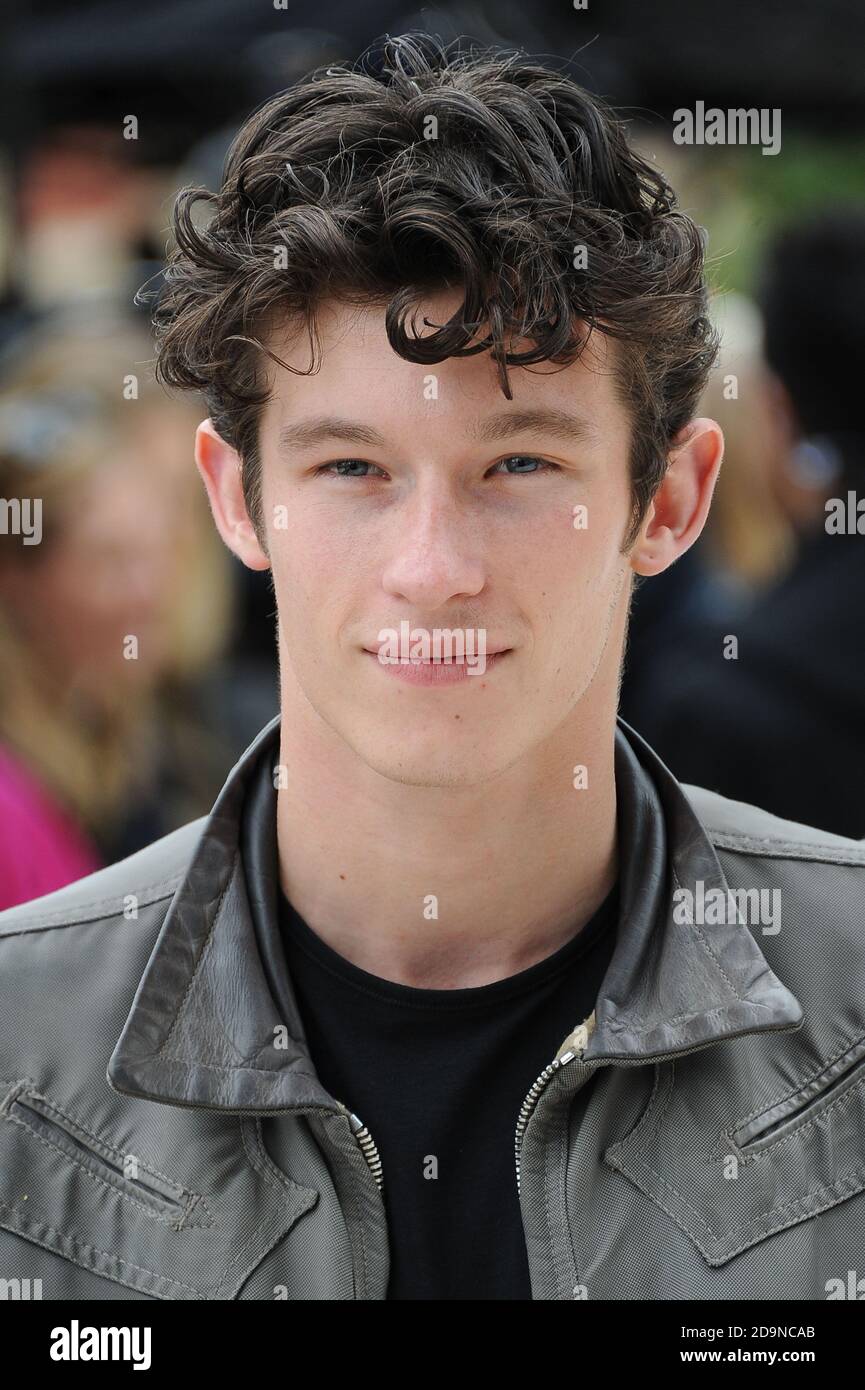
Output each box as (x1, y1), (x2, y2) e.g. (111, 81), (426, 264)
(490, 455), (559, 476)
(317, 460), (387, 478)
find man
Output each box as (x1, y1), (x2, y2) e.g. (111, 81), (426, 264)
(1, 34), (863, 1302)
(624, 211), (865, 839)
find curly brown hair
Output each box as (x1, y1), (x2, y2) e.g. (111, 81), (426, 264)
(150, 32), (720, 549)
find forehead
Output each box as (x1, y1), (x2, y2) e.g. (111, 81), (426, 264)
(261, 291), (627, 434)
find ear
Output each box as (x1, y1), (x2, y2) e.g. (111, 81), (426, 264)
(194, 418), (270, 571)
(629, 417), (724, 577)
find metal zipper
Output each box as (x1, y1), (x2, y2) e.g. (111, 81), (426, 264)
(341, 1009), (596, 1199)
(338, 1007), (598, 1200)
(514, 1010), (596, 1196)
(340, 1104), (384, 1191)
(332, 1004), (597, 1201)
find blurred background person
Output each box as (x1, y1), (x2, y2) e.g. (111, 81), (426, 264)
(0, 312), (261, 908)
(618, 289), (797, 726)
(619, 293), (780, 724)
(627, 209), (865, 837)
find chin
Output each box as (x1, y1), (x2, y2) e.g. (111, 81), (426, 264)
(353, 729), (523, 789)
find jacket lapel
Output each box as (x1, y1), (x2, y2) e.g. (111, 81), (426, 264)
(586, 720), (803, 1062)
(108, 716), (340, 1113)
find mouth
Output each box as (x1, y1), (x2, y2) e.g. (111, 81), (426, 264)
(362, 647), (512, 684)
(362, 646), (511, 660)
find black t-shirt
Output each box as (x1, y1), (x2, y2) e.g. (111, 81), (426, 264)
(278, 882), (619, 1300)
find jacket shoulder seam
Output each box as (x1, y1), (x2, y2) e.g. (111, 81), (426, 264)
(707, 829), (865, 865)
(0, 880), (181, 938)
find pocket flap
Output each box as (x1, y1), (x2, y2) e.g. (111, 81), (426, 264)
(604, 1057), (865, 1268)
(0, 1080), (319, 1299)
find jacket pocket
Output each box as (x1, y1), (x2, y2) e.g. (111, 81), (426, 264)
(4, 1087), (205, 1228)
(605, 1044), (865, 1269)
(0, 1080), (319, 1299)
(727, 1032), (865, 1152)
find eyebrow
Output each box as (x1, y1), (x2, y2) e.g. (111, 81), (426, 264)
(276, 407), (600, 454)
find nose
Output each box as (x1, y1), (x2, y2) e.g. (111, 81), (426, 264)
(379, 481), (486, 609)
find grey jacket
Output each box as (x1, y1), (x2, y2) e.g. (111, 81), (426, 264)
(1, 713), (864, 1301)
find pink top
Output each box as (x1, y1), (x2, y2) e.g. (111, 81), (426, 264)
(0, 746), (102, 911)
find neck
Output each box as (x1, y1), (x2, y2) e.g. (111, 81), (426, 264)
(275, 689), (619, 991)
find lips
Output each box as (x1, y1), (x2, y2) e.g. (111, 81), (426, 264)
(363, 647), (510, 685)
(362, 646), (511, 661)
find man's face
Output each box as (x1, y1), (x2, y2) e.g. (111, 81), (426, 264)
(255, 291), (635, 787)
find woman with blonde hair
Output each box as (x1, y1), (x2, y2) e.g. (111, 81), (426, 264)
(0, 310), (234, 907)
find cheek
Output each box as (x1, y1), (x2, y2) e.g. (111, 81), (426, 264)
(266, 526), (352, 653)
(528, 519), (628, 675)
(266, 493), (372, 597)
(531, 505), (625, 606)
